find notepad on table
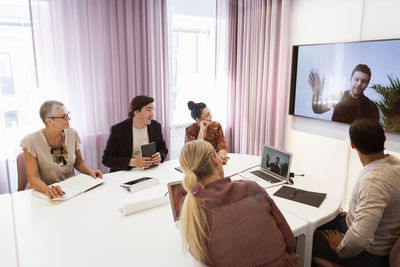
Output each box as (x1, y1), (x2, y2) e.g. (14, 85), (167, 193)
(120, 196), (169, 216)
(33, 174), (103, 201)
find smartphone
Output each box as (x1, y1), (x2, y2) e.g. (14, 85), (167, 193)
(121, 177), (153, 187)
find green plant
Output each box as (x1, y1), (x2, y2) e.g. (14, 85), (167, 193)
(371, 76), (400, 132)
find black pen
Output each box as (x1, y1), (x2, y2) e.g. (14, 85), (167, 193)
(290, 189), (298, 198)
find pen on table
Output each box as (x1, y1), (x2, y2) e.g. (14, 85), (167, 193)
(290, 189), (298, 198)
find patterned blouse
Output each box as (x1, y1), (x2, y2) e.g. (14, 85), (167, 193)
(185, 121), (227, 152)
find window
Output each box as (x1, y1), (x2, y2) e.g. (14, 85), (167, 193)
(4, 110), (18, 128)
(169, 0), (228, 159)
(0, 0), (37, 139)
(0, 53), (14, 95)
(0, 0), (38, 193)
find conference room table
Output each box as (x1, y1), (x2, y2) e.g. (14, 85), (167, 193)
(264, 168), (345, 267)
(232, 154), (345, 267)
(0, 193), (18, 267)
(10, 154), (342, 267)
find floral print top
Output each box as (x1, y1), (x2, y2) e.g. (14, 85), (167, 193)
(185, 121), (227, 152)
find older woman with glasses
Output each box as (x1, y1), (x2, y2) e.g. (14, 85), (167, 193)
(21, 100), (102, 199)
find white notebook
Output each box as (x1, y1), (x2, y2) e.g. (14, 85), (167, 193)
(120, 196), (169, 216)
(33, 174), (103, 201)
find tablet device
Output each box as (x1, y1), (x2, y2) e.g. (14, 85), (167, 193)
(121, 177), (159, 193)
(121, 177), (153, 187)
(140, 142), (157, 169)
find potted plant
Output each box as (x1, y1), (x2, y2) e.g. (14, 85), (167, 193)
(371, 76), (400, 132)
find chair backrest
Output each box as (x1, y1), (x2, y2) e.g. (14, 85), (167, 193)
(17, 152), (27, 191)
(312, 257), (343, 267)
(390, 235), (400, 267)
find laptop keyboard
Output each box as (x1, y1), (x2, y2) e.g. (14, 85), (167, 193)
(250, 170), (281, 183)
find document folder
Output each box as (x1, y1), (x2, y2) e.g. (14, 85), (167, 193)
(273, 186), (326, 208)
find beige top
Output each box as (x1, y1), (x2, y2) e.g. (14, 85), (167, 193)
(132, 126), (149, 158)
(337, 154), (400, 258)
(21, 128), (80, 188)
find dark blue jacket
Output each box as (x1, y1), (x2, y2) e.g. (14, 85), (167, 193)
(102, 119), (168, 172)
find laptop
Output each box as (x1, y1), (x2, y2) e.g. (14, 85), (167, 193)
(240, 145), (293, 188)
(167, 181), (187, 225)
(167, 180), (202, 226)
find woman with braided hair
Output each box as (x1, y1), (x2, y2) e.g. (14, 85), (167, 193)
(179, 140), (299, 267)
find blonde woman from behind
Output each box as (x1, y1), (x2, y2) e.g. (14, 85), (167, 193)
(179, 140), (299, 267)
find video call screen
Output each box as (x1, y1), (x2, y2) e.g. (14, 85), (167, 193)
(289, 38), (400, 132)
(261, 147), (291, 179)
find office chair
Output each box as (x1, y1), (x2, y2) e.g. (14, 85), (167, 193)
(390, 235), (400, 267)
(17, 152), (27, 191)
(313, 236), (400, 267)
(312, 257), (343, 267)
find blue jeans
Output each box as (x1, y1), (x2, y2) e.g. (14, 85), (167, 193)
(312, 215), (389, 267)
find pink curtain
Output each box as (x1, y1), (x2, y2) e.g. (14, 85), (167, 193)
(218, 0), (291, 155)
(30, 0), (170, 173)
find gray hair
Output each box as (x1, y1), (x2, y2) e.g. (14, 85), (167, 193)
(39, 100), (65, 124)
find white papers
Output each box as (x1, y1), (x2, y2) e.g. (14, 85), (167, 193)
(120, 196), (169, 216)
(33, 174), (103, 201)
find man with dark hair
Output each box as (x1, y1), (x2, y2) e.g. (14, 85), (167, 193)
(102, 95), (168, 172)
(265, 154), (281, 175)
(312, 118), (400, 267)
(309, 64), (379, 124)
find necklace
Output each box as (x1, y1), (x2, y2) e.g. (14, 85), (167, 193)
(43, 129), (68, 166)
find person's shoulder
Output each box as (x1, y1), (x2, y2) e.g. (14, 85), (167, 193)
(64, 127), (78, 135)
(361, 156), (400, 182)
(150, 119), (161, 127)
(111, 118), (131, 130)
(186, 122), (198, 129)
(362, 94), (378, 107)
(339, 90), (351, 100)
(149, 120), (164, 133)
(379, 155), (400, 175)
(22, 129), (42, 143)
(232, 179), (265, 193)
(209, 121), (222, 131)
(210, 121), (221, 127)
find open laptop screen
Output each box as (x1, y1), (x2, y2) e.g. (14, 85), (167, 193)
(167, 181), (203, 222)
(168, 181), (187, 221)
(260, 145), (292, 182)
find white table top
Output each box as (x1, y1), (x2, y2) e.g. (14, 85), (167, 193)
(266, 172), (344, 230)
(11, 154), (314, 267)
(226, 153), (343, 228)
(0, 193), (18, 267)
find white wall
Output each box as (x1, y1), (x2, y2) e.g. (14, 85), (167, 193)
(285, 0), (400, 209)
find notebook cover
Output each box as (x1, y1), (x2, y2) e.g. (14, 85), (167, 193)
(140, 142), (157, 169)
(140, 142), (156, 158)
(273, 186), (326, 208)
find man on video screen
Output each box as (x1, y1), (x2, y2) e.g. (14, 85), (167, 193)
(265, 154), (281, 175)
(309, 64), (379, 124)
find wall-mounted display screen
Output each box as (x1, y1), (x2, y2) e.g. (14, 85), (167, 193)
(289, 39), (400, 133)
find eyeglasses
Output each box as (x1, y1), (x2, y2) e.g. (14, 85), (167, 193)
(49, 112), (70, 120)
